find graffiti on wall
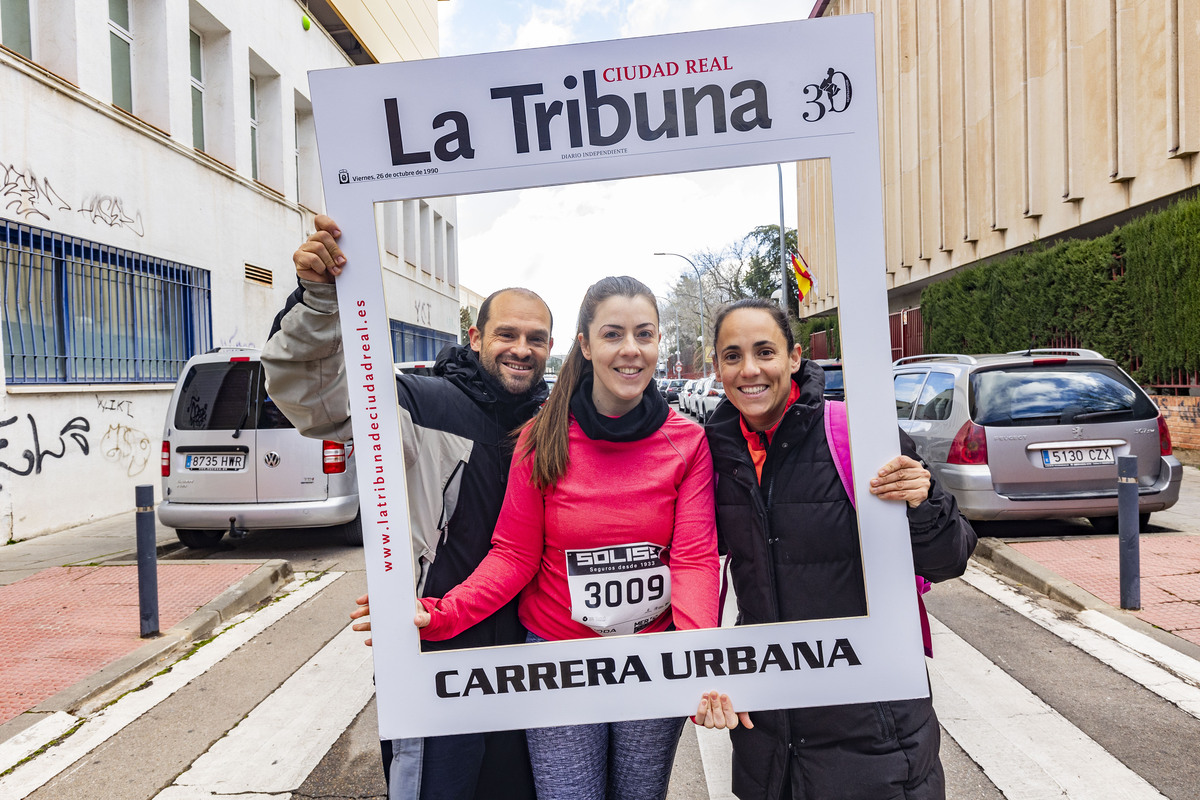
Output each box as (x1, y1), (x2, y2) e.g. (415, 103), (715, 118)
(78, 195), (145, 237)
(219, 327), (258, 349)
(100, 423), (151, 477)
(2, 162), (71, 222)
(0, 414), (91, 490)
(94, 395), (151, 477)
(96, 396), (134, 418)
(2, 159), (145, 237)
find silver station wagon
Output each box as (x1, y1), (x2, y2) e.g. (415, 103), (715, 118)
(892, 349), (1182, 531)
(158, 348), (361, 548)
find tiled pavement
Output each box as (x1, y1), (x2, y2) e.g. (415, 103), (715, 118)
(0, 512), (289, 741)
(1009, 535), (1200, 648)
(0, 562), (259, 725)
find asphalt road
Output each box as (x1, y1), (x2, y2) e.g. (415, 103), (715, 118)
(10, 515), (1200, 799)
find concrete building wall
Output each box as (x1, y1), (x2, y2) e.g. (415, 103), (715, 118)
(0, 0), (451, 540)
(803, 0), (1200, 317)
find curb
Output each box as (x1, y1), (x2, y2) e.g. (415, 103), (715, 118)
(971, 537), (1200, 664)
(9, 558), (293, 727)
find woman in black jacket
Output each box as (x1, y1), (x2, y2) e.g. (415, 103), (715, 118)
(705, 299), (977, 800)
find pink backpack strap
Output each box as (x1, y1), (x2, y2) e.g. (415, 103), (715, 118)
(824, 401), (933, 658)
(824, 400), (855, 507)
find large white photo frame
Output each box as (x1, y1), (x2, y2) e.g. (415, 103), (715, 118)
(309, 15), (925, 740)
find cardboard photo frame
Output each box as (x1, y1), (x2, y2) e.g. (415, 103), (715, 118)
(309, 14), (928, 740)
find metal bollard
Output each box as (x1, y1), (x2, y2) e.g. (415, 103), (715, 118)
(136, 484), (160, 637)
(1117, 455), (1140, 611)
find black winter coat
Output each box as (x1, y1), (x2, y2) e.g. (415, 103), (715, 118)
(407, 344), (548, 653)
(704, 360), (977, 800)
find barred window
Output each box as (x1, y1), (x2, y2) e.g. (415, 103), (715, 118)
(389, 319), (455, 363)
(2, 219), (212, 384)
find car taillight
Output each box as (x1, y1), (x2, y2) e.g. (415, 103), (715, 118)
(323, 440), (347, 474)
(1158, 413), (1173, 456)
(161, 440), (171, 477)
(947, 420), (988, 465)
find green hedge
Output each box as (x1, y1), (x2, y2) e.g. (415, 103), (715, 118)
(797, 316), (840, 359)
(921, 193), (1200, 386)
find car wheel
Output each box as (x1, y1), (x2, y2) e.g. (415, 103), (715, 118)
(176, 529), (225, 548)
(339, 512), (364, 547)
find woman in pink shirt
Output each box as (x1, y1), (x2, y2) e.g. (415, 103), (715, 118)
(417, 276), (725, 800)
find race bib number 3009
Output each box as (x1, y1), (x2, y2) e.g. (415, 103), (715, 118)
(566, 542), (672, 637)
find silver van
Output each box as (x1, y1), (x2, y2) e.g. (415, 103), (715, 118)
(158, 348), (360, 548)
(892, 349), (1182, 531)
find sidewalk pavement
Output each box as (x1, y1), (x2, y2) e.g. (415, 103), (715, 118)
(970, 463), (1200, 660)
(0, 512), (291, 743)
(2, 465), (1199, 751)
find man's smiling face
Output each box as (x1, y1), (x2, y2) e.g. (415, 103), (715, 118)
(469, 291), (553, 395)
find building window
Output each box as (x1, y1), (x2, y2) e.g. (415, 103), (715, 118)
(293, 112), (300, 199)
(249, 76), (259, 181)
(0, 0), (31, 59)
(294, 94), (318, 208)
(389, 319), (455, 363)
(108, 0), (132, 112)
(1, 220), (212, 384)
(189, 28), (205, 151)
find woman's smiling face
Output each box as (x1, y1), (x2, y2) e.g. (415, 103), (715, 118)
(715, 307), (802, 431)
(579, 295), (661, 417)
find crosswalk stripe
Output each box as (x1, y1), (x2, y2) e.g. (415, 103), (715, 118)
(0, 571), (343, 800)
(0, 711), (78, 775)
(693, 726), (736, 800)
(928, 615), (1166, 799)
(961, 564), (1200, 719)
(159, 622), (375, 797)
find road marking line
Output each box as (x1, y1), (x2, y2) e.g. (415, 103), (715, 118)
(0, 571), (342, 800)
(928, 615), (1166, 799)
(962, 564), (1200, 719)
(162, 622), (374, 796)
(0, 711), (78, 774)
(692, 726), (736, 800)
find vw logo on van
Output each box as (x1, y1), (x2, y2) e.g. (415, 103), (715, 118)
(264, 451), (281, 468)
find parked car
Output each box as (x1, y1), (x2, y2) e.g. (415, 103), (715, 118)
(665, 378), (686, 404)
(814, 359), (844, 401)
(684, 376), (711, 416)
(892, 349), (1182, 531)
(158, 348), (361, 549)
(544, 372), (557, 388)
(395, 360), (436, 376)
(679, 379), (699, 414)
(697, 377), (726, 424)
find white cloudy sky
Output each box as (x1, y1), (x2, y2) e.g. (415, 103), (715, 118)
(435, 1), (820, 348)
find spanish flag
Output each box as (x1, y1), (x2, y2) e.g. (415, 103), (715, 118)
(791, 252), (815, 302)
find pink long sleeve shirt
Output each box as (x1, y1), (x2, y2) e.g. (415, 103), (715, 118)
(419, 411), (719, 641)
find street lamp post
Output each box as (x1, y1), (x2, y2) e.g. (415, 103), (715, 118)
(778, 163), (789, 320)
(654, 252), (706, 378)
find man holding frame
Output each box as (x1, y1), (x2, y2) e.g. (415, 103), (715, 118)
(263, 214), (552, 799)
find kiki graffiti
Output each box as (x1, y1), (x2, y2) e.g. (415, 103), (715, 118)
(0, 414), (91, 489)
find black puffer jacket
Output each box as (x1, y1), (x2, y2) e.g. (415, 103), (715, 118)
(408, 343), (548, 651)
(704, 360), (976, 800)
